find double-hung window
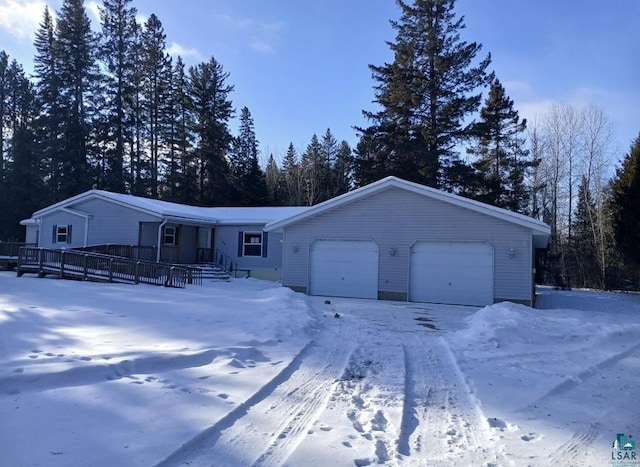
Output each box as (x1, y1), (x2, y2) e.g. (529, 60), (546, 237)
(163, 226), (177, 245)
(243, 232), (263, 257)
(52, 224), (72, 244)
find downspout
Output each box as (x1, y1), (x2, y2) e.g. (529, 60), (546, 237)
(84, 216), (90, 247)
(36, 218), (42, 246)
(157, 218), (168, 262)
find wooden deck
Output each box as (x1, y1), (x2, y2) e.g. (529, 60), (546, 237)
(0, 242), (36, 270)
(17, 247), (202, 288)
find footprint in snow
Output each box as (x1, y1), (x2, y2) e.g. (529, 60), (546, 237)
(218, 393), (229, 399)
(354, 458), (373, 466)
(79, 356), (92, 361)
(227, 358), (245, 369)
(28, 355), (38, 359)
(521, 432), (542, 442)
(488, 417), (519, 432)
(13, 367), (24, 373)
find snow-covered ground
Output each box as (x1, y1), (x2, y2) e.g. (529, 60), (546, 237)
(1, 272), (639, 467)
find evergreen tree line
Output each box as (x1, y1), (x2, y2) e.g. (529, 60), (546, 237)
(1, 0), (638, 291)
(0, 0), (356, 241)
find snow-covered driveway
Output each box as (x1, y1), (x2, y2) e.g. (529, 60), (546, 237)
(1, 273), (639, 466)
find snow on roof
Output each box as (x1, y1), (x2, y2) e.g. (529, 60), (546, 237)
(207, 207), (310, 225)
(265, 176), (551, 245)
(31, 190), (310, 225)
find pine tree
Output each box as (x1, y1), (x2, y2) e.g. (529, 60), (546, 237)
(0, 54), (41, 240)
(98, 0), (138, 193)
(282, 143), (302, 205)
(140, 14), (172, 198)
(356, 0), (492, 188)
(467, 78), (533, 213)
(333, 140), (353, 196)
(353, 126), (388, 186)
(228, 107), (267, 205)
(129, 20), (145, 194)
(54, 0), (100, 199)
(0, 51), (9, 186)
(569, 176), (601, 288)
(188, 56), (234, 206)
(320, 128), (338, 199)
(265, 154), (284, 205)
(164, 57), (196, 204)
(610, 135), (640, 271)
(5, 67), (42, 241)
(301, 134), (324, 205)
(33, 6), (63, 199)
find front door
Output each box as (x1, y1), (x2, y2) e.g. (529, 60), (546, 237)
(197, 227), (213, 262)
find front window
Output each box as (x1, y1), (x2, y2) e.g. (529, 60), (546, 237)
(56, 225), (69, 243)
(52, 224), (71, 244)
(243, 232), (262, 256)
(163, 226), (177, 245)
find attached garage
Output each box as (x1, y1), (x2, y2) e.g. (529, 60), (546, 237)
(309, 239), (379, 299)
(409, 241), (494, 306)
(267, 176), (550, 306)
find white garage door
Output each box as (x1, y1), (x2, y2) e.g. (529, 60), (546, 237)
(309, 240), (379, 299)
(410, 241), (494, 306)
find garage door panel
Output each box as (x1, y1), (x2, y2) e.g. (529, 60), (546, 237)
(410, 241), (493, 306)
(309, 240), (378, 299)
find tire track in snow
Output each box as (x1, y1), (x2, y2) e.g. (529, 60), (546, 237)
(155, 320), (355, 467)
(399, 336), (507, 465)
(547, 423), (599, 466)
(528, 340), (640, 404)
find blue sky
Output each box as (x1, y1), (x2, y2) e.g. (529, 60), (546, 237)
(1, 0), (638, 166)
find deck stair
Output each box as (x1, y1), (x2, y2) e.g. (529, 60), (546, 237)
(195, 263), (232, 282)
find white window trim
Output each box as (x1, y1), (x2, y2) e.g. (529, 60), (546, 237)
(56, 225), (69, 244)
(243, 232), (263, 257)
(163, 226), (177, 245)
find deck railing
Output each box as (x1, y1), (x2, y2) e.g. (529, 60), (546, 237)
(17, 247), (202, 288)
(0, 242), (36, 257)
(73, 244), (156, 261)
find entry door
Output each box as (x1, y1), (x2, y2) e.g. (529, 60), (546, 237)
(198, 228), (211, 249)
(197, 228), (212, 262)
(309, 240), (379, 299)
(410, 241), (494, 306)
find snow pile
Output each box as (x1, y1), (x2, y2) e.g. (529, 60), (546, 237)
(445, 290), (640, 465)
(452, 300), (620, 353)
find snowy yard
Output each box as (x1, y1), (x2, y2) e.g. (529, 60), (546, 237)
(1, 272), (639, 466)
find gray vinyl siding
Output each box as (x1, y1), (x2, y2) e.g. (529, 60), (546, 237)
(37, 199), (161, 249)
(74, 198), (161, 246)
(25, 225), (38, 245)
(214, 224), (284, 274)
(139, 222), (161, 247)
(282, 186), (533, 303)
(38, 212), (87, 248)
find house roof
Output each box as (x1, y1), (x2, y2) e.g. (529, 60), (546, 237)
(28, 190), (309, 226)
(265, 176), (551, 247)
